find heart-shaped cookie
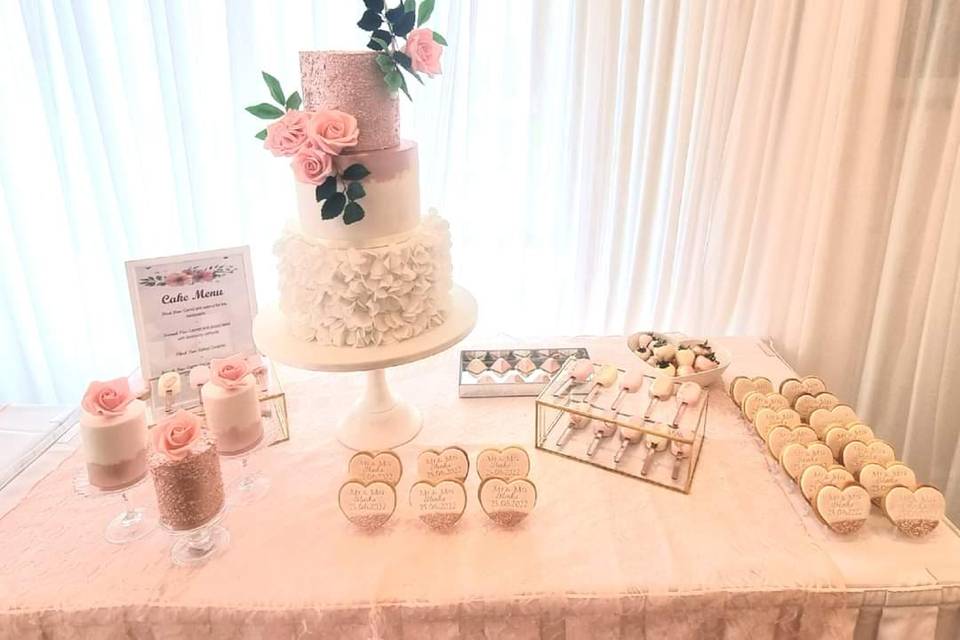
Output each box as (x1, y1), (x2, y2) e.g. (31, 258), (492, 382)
(742, 392), (790, 422)
(478, 477), (538, 527)
(767, 425), (818, 459)
(799, 464), (855, 502)
(730, 376), (774, 408)
(338, 481), (397, 530)
(754, 408), (802, 441)
(808, 405), (859, 438)
(409, 479), (467, 529)
(794, 392), (840, 421)
(823, 423), (874, 459)
(476, 446), (531, 481)
(348, 451), (403, 486)
(417, 447), (470, 483)
(883, 485), (944, 537)
(780, 442), (834, 480)
(842, 440), (895, 475)
(859, 462), (917, 503)
(814, 484), (871, 534)
(779, 376), (828, 405)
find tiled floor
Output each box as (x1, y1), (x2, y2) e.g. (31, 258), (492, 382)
(0, 403), (75, 491)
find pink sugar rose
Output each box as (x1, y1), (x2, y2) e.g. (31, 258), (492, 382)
(165, 271), (193, 286)
(153, 409), (202, 460)
(264, 109), (310, 157)
(404, 29), (443, 77)
(82, 378), (135, 416)
(209, 354), (251, 390)
(307, 110), (360, 155)
(291, 145), (334, 185)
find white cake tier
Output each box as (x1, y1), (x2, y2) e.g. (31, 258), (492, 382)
(274, 212), (453, 348)
(79, 399), (148, 466)
(200, 374), (264, 455)
(296, 141), (420, 248)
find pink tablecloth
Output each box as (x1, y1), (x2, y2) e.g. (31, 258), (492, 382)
(1, 336), (959, 639)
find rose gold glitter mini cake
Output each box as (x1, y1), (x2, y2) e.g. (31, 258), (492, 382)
(149, 430), (225, 531)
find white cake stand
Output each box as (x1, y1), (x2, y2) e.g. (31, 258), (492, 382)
(253, 286), (477, 450)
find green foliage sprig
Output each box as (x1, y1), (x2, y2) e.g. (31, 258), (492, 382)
(245, 72), (301, 140)
(315, 164), (371, 225)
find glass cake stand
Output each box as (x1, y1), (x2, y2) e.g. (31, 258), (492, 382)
(162, 505), (230, 567)
(252, 285), (477, 450)
(73, 471), (158, 544)
(219, 419), (282, 507)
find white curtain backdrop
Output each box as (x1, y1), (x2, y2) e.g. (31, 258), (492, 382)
(1, 1), (958, 512)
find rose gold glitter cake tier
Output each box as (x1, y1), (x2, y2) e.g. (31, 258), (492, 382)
(149, 434), (225, 531)
(86, 450), (148, 491)
(300, 50), (400, 152)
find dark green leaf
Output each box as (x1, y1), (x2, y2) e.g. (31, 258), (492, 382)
(315, 176), (338, 202)
(285, 91), (302, 110)
(367, 38), (386, 51)
(385, 3), (404, 23)
(321, 193), (346, 219)
(394, 10), (415, 37)
(364, 0), (384, 11)
(417, 0), (435, 26)
(254, 128), (267, 140)
(344, 202), (365, 225)
(345, 181), (366, 201)
(262, 72), (285, 106)
(376, 53), (396, 72)
(246, 103), (285, 119)
(432, 31), (448, 45)
(397, 71), (412, 100)
(342, 163), (371, 180)
(368, 29), (392, 51)
(404, 0), (415, 12)
(384, 69), (403, 92)
(393, 51), (423, 84)
(357, 9), (382, 31)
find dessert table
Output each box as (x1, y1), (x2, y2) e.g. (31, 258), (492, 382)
(1, 336), (959, 639)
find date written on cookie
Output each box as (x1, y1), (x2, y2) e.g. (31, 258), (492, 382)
(417, 447), (470, 483)
(348, 451), (403, 486)
(338, 481), (397, 531)
(476, 446), (531, 481)
(410, 480), (468, 530)
(478, 477), (537, 527)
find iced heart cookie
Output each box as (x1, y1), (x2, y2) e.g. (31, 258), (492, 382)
(767, 425), (819, 459)
(883, 485), (944, 537)
(794, 392), (840, 422)
(409, 479), (468, 530)
(779, 376), (827, 405)
(808, 405), (859, 438)
(842, 440), (895, 475)
(780, 442), (833, 480)
(348, 451), (403, 486)
(478, 477), (538, 527)
(799, 464), (855, 502)
(814, 484), (871, 534)
(338, 481), (397, 530)
(859, 462), (917, 503)
(754, 408), (802, 441)
(417, 447), (470, 483)
(824, 423), (874, 459)
(742, 392), (790, 423)
(477, 446), (530, 481)
(730, 376), (774, 408)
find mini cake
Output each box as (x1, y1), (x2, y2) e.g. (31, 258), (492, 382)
(149, 410), (225, 530)
(201, 354), (264, 455)
(79, 378), (148, 490)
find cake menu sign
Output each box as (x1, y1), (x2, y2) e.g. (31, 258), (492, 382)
(125, 247), (258, 380)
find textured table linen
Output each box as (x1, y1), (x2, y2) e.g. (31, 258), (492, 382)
(1, 336), (960, 639)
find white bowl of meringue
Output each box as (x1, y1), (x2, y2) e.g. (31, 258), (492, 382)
(626, 332), (731, 387)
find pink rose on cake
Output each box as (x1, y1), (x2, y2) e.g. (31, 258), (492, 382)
(81, 378), (135, 416)
(264, 109), (310, 157)
(209, 354), (252, 390)
(291, 145), (335, 185)
(307, 110), (360, 155)
(153, 410), (202, 460)
(405, 29), (443, 77)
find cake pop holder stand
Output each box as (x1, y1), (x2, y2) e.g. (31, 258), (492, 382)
(252, 286), (478, 451)
(161, 506), (230, 567)
(73, 472), (158, 544)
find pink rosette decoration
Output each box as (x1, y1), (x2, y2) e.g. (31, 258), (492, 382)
(81, 378), (134, 416)
(153, 410), (202, 460)
(404, 29), (443, 77)
(291, 145), (334, 185)
(264, 109), (310, 157)
(307, 110), (360, 155)
(209, 354), (251, 390)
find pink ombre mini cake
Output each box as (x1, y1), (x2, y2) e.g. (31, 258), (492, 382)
(149, 410), (225, 531)
(79, 378), (148, 490)
(201, 354), (264, 455)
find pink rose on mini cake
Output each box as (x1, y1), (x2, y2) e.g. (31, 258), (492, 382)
(209, 354), (251, 390)
(291, 145), (334, 185)
(264, 109), (310, 157)
(82, 378), (135, 416)
(405, 29), (443, 77)
(165, 271), (193, 286)
(153, 409), (202, 460)
(306, 110), (360, 155)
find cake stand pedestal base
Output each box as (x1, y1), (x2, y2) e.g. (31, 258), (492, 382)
(338, 369), (422, 450)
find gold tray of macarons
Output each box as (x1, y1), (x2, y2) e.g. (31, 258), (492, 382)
(731, 374), (945, 538)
